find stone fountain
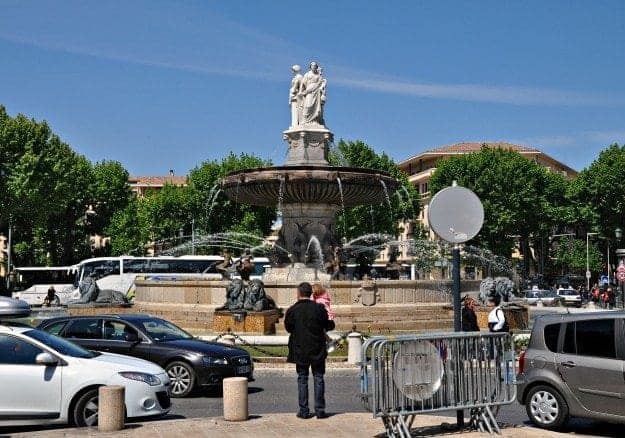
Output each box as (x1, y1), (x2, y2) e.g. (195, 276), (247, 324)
(129, 62), (476, 335)
(221, 61), (398, 281)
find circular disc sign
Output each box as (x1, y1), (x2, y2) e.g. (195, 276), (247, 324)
(428, 185), (484, 244)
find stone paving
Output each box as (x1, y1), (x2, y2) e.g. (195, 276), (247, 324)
(5, 413), (607, 438)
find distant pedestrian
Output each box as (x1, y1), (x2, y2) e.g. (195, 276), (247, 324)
(461, 296), (480, 331)
(285, 282), (335, 419)
(487, 295), (509, 333)
(42, 286), (60, 307)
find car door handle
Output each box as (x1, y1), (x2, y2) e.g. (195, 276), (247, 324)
(561, 361), (576, 368)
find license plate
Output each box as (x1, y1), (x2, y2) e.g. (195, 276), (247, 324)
(237, 365), (251, 374)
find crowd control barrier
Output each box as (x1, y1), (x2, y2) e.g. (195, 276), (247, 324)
(359, 332), (516, 436)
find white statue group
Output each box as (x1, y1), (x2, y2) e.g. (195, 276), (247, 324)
(289, 61), (326, 128)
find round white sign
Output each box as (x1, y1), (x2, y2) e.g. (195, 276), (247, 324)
(428, 185), (484, 244)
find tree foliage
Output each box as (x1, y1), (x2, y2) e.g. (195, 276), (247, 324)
(428, 147), (570, 272)
(0, 106), (133, 268)
(569, 143), (625, 238)
(328, 140), (420, 240)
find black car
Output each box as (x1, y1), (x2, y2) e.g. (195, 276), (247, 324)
(37, 314), (253, 397)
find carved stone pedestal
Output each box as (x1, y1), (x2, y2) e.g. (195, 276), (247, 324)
(283, 127), (333, 166)
(213, 309), (281, 335)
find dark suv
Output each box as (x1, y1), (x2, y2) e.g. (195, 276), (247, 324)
(37, 314), (253, 397)
(517, 311), (625, 429)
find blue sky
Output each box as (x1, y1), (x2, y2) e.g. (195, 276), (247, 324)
(1, 1), (624, 176)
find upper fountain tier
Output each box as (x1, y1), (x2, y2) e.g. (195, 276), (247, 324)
(221, 165), (398, 207)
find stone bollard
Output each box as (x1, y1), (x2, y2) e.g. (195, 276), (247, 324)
(98, 385), (125, 432)
(347, 332), (363, 365)
(223, 377), (248, 421)
(220, 334), (236, 345)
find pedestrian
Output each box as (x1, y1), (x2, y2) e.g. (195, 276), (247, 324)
(42, 286), (60, 307)
(602, 289), (611, 309)
(461, 296), (480, 331)
(591, 284), (601, 303)
(487, 295), (509, 333)
(285, 282), (335, 419)
(607, 287), (616, 309)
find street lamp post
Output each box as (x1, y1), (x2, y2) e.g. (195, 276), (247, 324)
(586, 232), (598, 291)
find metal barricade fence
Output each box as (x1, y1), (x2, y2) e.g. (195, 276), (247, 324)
(359, 332), (516, 436)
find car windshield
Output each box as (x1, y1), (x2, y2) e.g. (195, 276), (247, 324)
(139, 318), (193, 342)
(24, 329), (99, 358)
(560, 289), (578, 296)
(539, 290), (557, 298)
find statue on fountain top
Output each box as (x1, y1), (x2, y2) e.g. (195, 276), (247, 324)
(296, 61), (326, 127)
(289, 65), (303, 128)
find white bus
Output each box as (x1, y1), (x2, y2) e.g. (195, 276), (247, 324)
(12, 255), (271, 305)
(10, 266), (77, 306)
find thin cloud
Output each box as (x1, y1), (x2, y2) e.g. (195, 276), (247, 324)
(515, 130), (625, 150)
(0, 13), (622, 108)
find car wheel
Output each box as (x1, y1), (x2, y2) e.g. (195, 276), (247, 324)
(526, 385), (569, 430)
(166, 361), (195, 397)
(73, 389), (99, 427)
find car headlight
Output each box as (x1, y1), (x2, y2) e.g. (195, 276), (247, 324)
(119, 371), (162, 386)
(203, 356), (228, 365)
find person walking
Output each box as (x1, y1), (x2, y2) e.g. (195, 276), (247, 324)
(285, 282), (335, 419)
(487, 295), (509, 333)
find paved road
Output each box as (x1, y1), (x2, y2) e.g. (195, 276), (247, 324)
(168, 368), (624, 437)
(169, 368), (527, 423)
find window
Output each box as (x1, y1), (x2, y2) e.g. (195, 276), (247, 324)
(0, 334), (43, 365)
(562, 319), (616, 359)
(103, 321), (138, 341)
(65, 318), (102, 339)
(543, 323), (560, 352)
(44, 321), (68, 336)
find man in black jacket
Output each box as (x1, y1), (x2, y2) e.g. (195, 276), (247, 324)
(285, 282), (335, 419)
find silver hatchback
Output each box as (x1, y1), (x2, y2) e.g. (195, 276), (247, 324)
(517, 311), (625, 430)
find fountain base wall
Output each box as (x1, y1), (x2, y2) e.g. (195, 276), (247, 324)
(129, 278), (482, 333)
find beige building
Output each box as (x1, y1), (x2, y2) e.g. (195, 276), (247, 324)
(395, 142), (578, 279)
(129, 170), (188, 198)
(398, 141), (577, 233)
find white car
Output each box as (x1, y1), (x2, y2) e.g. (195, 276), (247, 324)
(556, 288), (582, 307)
(0, 323), (171, 428)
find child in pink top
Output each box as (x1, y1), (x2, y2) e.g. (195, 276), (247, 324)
(312, 283), (335, 320)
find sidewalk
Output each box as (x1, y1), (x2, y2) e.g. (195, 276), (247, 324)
(6, 413), (606, 438)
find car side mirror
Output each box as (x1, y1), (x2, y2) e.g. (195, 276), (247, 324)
(124, 332), (140, 343)
(36, 352), (59, 366)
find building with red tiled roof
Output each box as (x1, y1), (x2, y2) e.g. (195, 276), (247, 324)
(129, 170), (188, 197)
(399, 142), (577, 206)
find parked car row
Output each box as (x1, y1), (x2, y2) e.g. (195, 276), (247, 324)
(0, 296), (253, 429)
(522, 288), (582, 307)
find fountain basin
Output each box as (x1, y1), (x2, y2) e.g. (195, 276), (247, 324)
(221, 166), (398, 207)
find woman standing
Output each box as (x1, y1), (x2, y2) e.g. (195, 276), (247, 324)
(461, 296), (480, 331)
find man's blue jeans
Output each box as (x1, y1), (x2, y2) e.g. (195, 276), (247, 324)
(296, 360), (326, 415)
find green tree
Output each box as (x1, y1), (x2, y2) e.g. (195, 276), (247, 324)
(0, 106), (95, 266)
(552, 238), (602, 276)
(428, 146), (570, 273)
(188, 152), (275, 238)
(328, 140), (420, 240)
(569, 143), (625, 239)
